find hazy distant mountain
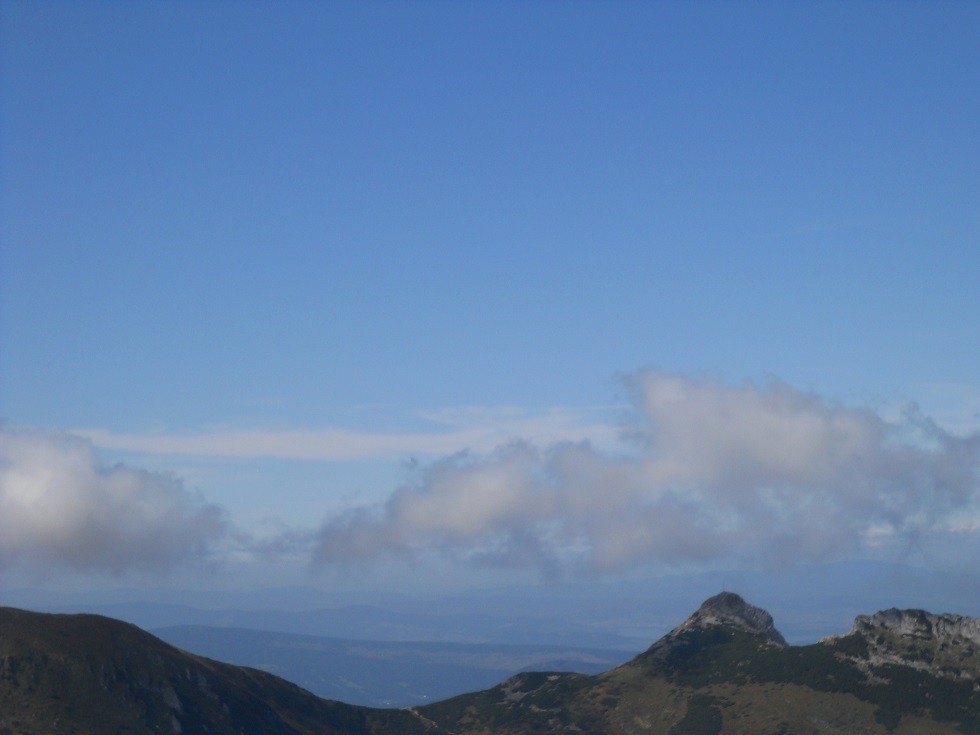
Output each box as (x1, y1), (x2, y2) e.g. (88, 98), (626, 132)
(14, 560), (976, 649)
(2, 593), (977, 734)
(24, 598), (644, 649)
(151, 624), (626, 707)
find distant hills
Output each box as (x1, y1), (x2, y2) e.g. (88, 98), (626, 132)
(2, 592), (978, 734)
(12, 596), (650, 649)
(151, 625), (626, 707)
(14, 559), (976, 649)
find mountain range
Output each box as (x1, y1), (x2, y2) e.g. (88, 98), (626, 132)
(1, 592), (977, 734)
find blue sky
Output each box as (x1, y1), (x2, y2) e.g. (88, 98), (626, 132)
(1, 2), (978, 617)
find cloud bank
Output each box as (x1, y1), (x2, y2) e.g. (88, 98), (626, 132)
(313, 372), (980, 575)
(0, 428), (227, 574)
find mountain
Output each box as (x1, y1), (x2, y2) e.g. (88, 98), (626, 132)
(2, 593), (978, 734)
(832, 607), (980, 677)
(150, 624), (626, 707)
(0, 606), (428, 735)
(416, 592), (979, 734)
(27, 597), (645, 649)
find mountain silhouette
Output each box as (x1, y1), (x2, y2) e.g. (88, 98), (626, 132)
(2, 593), (977, 734)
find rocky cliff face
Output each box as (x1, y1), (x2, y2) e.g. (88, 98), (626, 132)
(849, 608), (980, 644)
(829, 607), (980, 681)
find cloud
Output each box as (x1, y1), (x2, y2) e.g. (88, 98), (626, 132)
(0, 428), (227, 574)
(75, 426), (488, 461)
(312, 372), (980, 575)
(73, 407), (620, 461)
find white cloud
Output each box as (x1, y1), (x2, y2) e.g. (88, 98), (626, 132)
(73, 407), (620, 461)
(0, 428), (227, 574)
(312, 371), (980, 575)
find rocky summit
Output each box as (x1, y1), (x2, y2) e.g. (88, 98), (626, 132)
(671, 591), (788, 645)
(637, 591), (787, 672)
(3, 594), (979, 735)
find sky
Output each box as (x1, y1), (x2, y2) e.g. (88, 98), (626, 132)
(1, 1), (978, 624)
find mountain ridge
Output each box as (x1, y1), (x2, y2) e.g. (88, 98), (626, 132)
(824, 607), (980, 684)
(416, 593), (979, 734)
(2, 594), (978, 734)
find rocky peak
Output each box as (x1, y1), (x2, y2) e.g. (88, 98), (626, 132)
(674, 592), (788, 646)
(638, 592), (787, 669)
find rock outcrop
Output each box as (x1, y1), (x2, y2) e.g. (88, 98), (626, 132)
(670, 591), (787, 645)
(848, 608), (980, 644)
(827, 607), (980, 681)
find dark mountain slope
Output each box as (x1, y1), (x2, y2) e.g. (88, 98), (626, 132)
(0, 607), (432, 735)
(418, 593), (979, 735)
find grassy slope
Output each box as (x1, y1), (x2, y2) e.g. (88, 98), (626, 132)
(0, 607), (430, 735)
(418, 628), (978, 735)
